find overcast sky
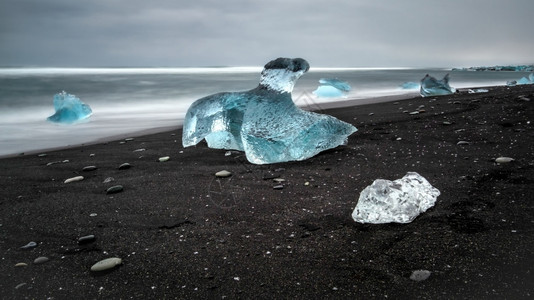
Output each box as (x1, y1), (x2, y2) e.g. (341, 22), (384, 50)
(1, 0), (533, 68)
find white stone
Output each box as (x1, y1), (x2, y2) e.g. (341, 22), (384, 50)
(158, 156), (170, 162)
(90, 257), (122, 272)
(495, 157), (514, 164)
(215, 170), (232, 178)
(33, 256), (49, 264)
(352, 172), (440, 224)
(64, 176), (84, 183)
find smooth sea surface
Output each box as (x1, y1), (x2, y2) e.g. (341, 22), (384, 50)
(0, 67), (529, 156)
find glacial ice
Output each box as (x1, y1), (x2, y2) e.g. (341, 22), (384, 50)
(182, 58), (357, 164)
(47, 91), (92, 124)
(400, 82), (420, 90)
(313, 78), (351, 98)
(419, 74), (455, 97)
(352, 172), (440, 224)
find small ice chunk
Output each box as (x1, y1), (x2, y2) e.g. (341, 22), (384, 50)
(517, 76), (532, 85)
(313, 85), (346, 98)
(352, 172), (440, 224)
(313, 78), (351, 98)
(182, 58), (357, 164)
(318, 78), (351, 92)
(420, 74), (455, 97)
(47, 91), (92, 124)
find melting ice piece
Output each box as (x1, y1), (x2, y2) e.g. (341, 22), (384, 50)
(313, 78), (351, 98)
(182, 58), (357, 164)
(47, 91), (92, 124)
(352, 172), (440, 224)
(420, 74), (455, 97)
(517, 76), (532, 85)
(400, 82), (420, 90)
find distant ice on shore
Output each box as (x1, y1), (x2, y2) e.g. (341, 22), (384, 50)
(313, 78), (351, 98)
(419, 74), (455, 97)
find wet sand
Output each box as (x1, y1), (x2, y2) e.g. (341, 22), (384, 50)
(1, 85), (533, 299)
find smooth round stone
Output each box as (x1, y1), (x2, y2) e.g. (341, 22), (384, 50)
(78, 234), (96, 245)
(118, 163), (131, 170)
(33, 256), (49, 264)
(106, 185), (124, 194)
(37, 153), (47, 157)
(273, 178), (285, 183)
(20, 241), (37, 249)
(457, 141), (470, 145)
(124, 138), (134, 142)
(410, 270), (431, 281)
(273, 185), (284, 190)
(133, 148), (146, 152)
(158, 156), (170, 162)
(15, 262), (28, 267)
(442, 121), (453, 125)
(495, 157), (514, 164)
(215, 170), (232, 178)
(64, 176), (84, 184)
(409, 111), (419, 115)
(82, 166), (97, 172)
(90, 257), (122, 272)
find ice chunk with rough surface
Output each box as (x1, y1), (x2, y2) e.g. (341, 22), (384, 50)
(420, 74), (455, 97)
(182, 58), (357, 164)
(47, 91), (92, 124)
(352, 172), (440, 224)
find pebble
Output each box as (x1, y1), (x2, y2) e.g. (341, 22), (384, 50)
(20, 241), (37, 249)
(90, 257), (122, 272)
(442, 121), (452, 125)
(133, 148), (146, 152)
(33, 256), (49, 264)
(82, 166), (97, 172)
(273, 185), (284, 190)
(15, 283), (27, 289)
(37, 153), (47, 157)
(457, 141), (470, 145)
(273, 178), (286, 183)
(158, 156), (170, 162)
(64, 176), (84, 184)
(89, 213), (98, 217)
(106, 185), (124, 194)
(495, 157), (514, 164)
(215, 170), (232, 178)
(409, 111), (419, 115)
(118, 163), (131, 170)
(78, 234), (96, 245)
(124, 138), (134, 142)
(15, 262), (28, 267)
(410, 270), (431, 282)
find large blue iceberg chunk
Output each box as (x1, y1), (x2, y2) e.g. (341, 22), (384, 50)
(182, 58), (357, 164)
(419, 74), (455, 97)
(313, 78), (350, 98)
(47, 91), (93, 124)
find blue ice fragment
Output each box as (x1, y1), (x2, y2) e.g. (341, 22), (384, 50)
(182, 58), (357, 164)
(419, 74), (455, 97)
(517, 76), (532, 85)
(47, 91), (92, 124)
(506, 80), (517, 87)
(313, 85), (346, 98)
(400, 82), (420, 90)
(468, 88), (489, 94)
(318, 78), (351, 92)
(313, 78), (350, 98)
(529, 73), (534, 82)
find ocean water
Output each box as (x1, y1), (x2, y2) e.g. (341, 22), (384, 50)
(0, 67), (529, 156)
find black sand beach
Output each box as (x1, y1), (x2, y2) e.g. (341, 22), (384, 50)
(1, 85), (533, 299)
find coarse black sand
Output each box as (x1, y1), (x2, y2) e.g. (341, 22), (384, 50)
(1, 85), (533, 299)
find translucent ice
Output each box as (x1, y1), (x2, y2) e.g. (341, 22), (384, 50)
(352, 172), (440, 224)
(419, 74), (455, 97)
(400, 82), (420, 90)
(313, 78), (350, 98)
(182, 58), (357, 164)
(47, 91), (92, 124)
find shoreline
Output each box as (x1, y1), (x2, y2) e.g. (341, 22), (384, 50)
(1, 84), (533, 298)
(0, 87), (500, 159)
